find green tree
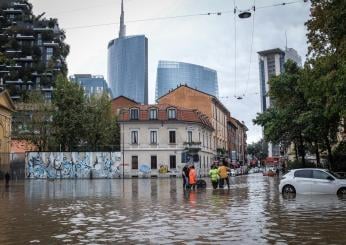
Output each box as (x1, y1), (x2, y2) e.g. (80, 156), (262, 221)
(24, 91), (53, 151)
(247, 139), (268, 163)
(254, 61), (309, 165)
(52, 75), (86, 151)
(84, 93), (120, 151)
(306, 0), (346, 58)
(305, 0), (346, 167)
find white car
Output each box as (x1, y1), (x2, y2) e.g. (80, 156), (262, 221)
(229, 169), (236, 177)
(279, 168), (346, 195)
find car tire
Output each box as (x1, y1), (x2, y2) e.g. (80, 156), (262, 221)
(282, 185), (296, 194)
(337, 187), (346, 196)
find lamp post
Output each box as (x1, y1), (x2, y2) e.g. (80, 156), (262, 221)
(122, 110), (125, 179)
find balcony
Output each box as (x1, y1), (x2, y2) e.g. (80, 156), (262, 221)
(32, 72), (53, 77)
(41, 86), (54, 91)
(16, 34), (35, 40)
(6, 64), (22, 69)
(33, 27), (53, 32)
(13, 3), (30, 9)
(43, 42), (59, 47)
(13, 56), (33, 62)
(183, 141), (202, 152)
(3, 8), (23, 14)
(5, 79), (23, 84)
(5, 50), (22, 54)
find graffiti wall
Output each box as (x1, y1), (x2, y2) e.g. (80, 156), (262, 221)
(26, 152), (122, 179)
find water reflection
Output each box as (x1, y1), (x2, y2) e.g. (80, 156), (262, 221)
(0, 175), (345, 244)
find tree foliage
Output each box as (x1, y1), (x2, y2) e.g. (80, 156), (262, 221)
(14, 91), (54, 151)
(52, 75), (86, 151)
(247, 140), (268, 162)
(51, 75), (120, 151)
(84, 93), (120, 151)
(254, 0), (346, 169)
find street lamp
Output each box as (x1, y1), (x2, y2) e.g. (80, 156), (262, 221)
(238, 11), (251, 19)
(236, 6), (255, 19)
(122, 110), (125, 179)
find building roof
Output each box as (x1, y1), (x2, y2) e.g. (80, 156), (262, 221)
(111, 95), (140, 105)
(119, 103), (213, 130)
(157, 84), (229, 114)
(229, 116), (248, 131)
(0, 89), (16, 112)
(257, 48), (285, 56)
(11, 139), (37, 153)
(227, 117), (238, 129)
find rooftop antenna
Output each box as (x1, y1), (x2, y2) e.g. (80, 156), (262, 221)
(285, 30), (288, 51)
(119, 0), (126, 38)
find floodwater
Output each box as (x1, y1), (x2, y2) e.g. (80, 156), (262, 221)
(0, 174), (346, 244)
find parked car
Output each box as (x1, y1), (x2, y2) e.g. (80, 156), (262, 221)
(248, 168), (255, 174)
(279, 168), (346, 195)
(229, 169), (236, 177)
(335, 172), (346, 179)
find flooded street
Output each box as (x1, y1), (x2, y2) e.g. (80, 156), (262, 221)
(1, 174), (346, 244)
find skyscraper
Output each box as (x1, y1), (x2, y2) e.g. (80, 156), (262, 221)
(155, 61), (219, 100)
(258, 47), (302, 157)
(107, 0), (148, 104)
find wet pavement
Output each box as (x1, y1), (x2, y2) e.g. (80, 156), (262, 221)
(0, 174), (346, 244)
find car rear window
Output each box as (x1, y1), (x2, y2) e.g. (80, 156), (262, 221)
(294, 170), (312, 178)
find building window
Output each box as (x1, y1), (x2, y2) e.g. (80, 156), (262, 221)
(151, 156), (157, 169)
(150, 130), (157, 144)
(170, 155), (176, 169)
(132, 156), (138, 169)
(131, 131), (138, 144)
(149, 108), (158, 120)
(46, 47), (53, 60)
(169, 131), (176, 144)
(168, 108), (176, 119)
(37, 34), (42, 46)
(188, 131), (192, 143)
(130, 108), (139, 120)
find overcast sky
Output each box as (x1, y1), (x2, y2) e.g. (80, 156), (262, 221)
(30, 0), (311, 143)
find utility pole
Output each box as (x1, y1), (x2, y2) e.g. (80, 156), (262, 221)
(122, 110), (125, 179)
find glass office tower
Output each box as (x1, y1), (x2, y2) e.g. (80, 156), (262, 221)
(107, 0), (148, 104)
(155, 61), (219, 100)
(70, 74), (112, 98)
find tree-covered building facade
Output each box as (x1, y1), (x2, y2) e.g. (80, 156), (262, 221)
(0, 0), (69, 102)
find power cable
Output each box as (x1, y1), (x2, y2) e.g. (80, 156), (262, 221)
(63, 0), (307, 30)
(244, 0), (256, 97)
(256, 0), (306, 10)
(65, 11), (226, 30)
(233, 0), (237, 98)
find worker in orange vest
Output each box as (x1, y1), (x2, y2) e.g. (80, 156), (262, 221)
(189, 165), (197, 190)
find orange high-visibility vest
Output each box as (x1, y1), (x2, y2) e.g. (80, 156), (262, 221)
(189, 169), (197, 184)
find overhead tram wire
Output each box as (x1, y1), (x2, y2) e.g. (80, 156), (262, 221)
(256, 0), (308, 10)
(233, 0), (238, 99)
(243, 0), (256, 98)
(65, 11), (228, 30)
(63, 0), (306, 31)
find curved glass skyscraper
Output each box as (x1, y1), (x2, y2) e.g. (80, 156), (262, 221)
(107, 0), (148, 104)
(155, 61), (219, 100)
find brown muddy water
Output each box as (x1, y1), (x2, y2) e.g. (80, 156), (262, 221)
(0, 174), (346, 244)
